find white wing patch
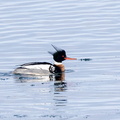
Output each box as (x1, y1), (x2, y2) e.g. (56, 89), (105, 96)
(22, 64), (51, 71)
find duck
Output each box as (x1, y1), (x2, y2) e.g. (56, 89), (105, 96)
(13, 45), (76, 75)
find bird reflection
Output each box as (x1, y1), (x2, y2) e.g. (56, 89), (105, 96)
(54, 80), (67, 92)
(52, 73), (67, 106)
(14, 72), (67, 94)
(53, 81), (67, 106)
(14, 72), (67, 107)
(14, 72), (66, 84)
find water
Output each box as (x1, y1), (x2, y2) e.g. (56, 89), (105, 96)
(0, 0), (120, 120)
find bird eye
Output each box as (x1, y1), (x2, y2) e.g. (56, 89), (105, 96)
(62, 55), (64, 57)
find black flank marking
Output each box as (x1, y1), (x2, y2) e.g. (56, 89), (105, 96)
(21, 62), (52, 66)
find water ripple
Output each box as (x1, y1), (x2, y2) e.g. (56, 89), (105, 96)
(0, 1), (120, 120)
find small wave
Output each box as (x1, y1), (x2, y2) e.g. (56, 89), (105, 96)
(79, 58), (92, 61)
(0, 72), (12, 77)
(65, 69), (75, 73)
(0, 72), (12, 81)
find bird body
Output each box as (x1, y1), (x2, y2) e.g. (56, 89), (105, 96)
(13, 45), (76, 75)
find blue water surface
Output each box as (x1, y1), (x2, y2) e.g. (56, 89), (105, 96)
(0, 0), (120, 120)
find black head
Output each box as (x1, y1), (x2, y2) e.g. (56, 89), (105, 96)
(53, 50), (67, 62)
(49, 45), (76, 63)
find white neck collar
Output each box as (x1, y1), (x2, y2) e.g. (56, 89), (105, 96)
(54, 61), (62, 65)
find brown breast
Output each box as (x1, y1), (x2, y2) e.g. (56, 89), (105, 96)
(55, 64), (65, 72)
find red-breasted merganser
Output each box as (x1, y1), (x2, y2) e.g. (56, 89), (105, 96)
(13, 45), (76, 75)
